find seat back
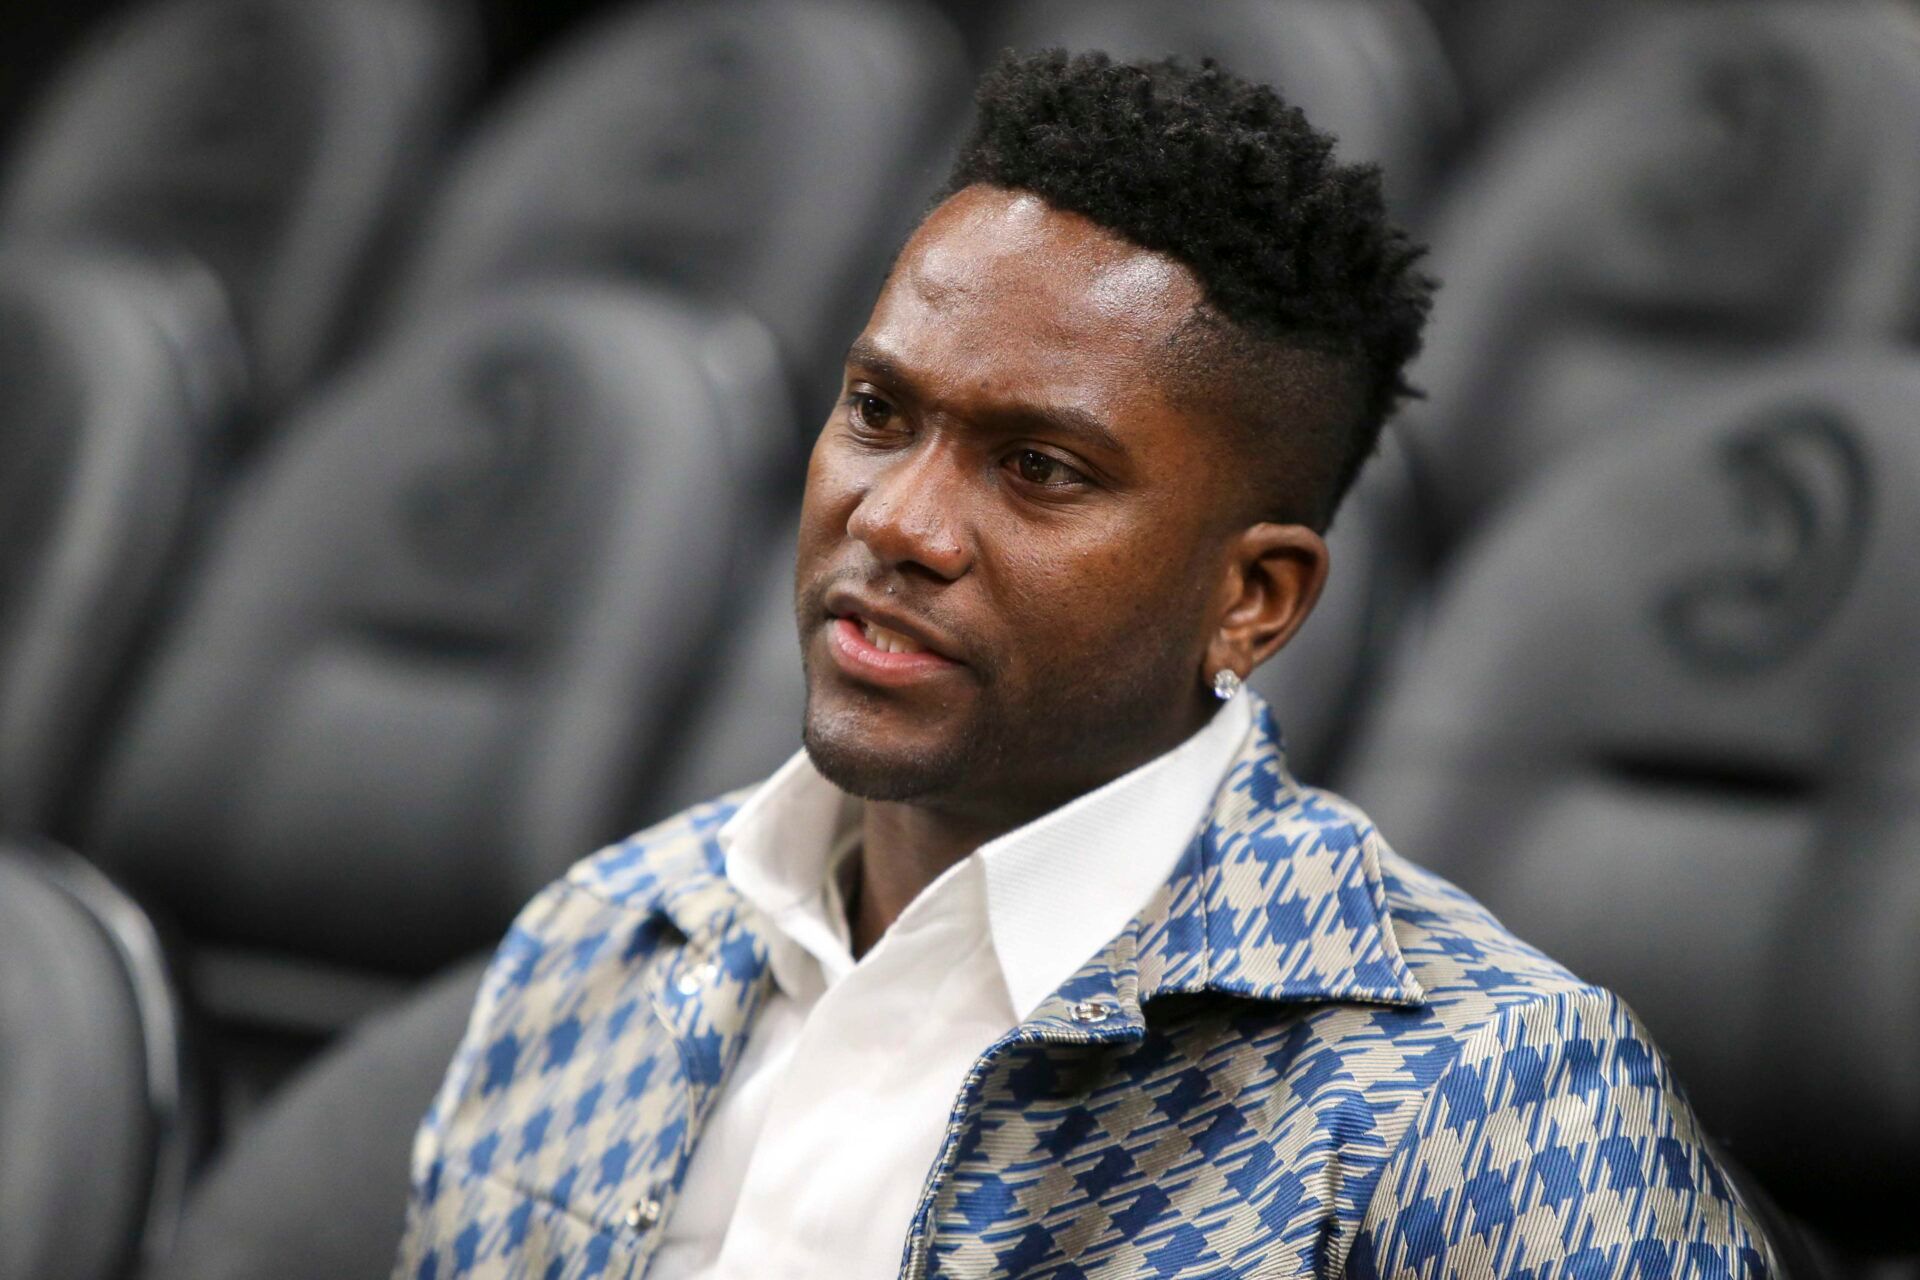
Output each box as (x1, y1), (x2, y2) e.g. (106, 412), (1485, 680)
(0, 846), (189, 1280)
(0, 245), (242, 834)
(1425, 0), (1664, 129)
(1, 0), (474, 409)
(1405, 1), (1920, 535)
(643, 520), (808, 821)
(150, 956), (487, 1280)
(990, 0), (1460, 216)
(80, 285), (790, 1004)
(1342, 356), (1920, 1254)
(384, 0), (966, 422)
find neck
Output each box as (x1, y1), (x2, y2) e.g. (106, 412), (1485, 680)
(846, 800), (1007, 958)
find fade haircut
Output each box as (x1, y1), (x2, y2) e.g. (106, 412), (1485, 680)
(942, 49), (1435, 529)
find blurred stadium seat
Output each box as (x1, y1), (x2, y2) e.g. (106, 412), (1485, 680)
(0, 244), (241, 836)
(1419, 0), (1667, 134)
(150, 956), (487, 1280)
(383, 0), (969, 425)
(1402, 0), (1920, 540)
(0, 0), (476, 413)
(988, 0), (1463, 218)
(643, 520), (809, 820)
(71, 285), (789, 1113)
(0, 846), (190, 1280)
(1342, 355), (1920, 1272)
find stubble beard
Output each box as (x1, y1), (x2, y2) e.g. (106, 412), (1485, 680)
(799, 624), (1201, 814)
(800, 681), (1007, 804)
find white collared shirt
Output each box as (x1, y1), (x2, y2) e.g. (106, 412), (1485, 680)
(650, 693), (1254, 1279)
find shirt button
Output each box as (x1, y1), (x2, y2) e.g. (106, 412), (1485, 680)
(624, 1194), (664, 1231)
(1068, 998), (1117, 1025)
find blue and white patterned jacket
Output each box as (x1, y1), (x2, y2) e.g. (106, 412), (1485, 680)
(395, 702), (1777, 1279)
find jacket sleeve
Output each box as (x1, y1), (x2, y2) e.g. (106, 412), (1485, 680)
(1344, 987), (1779, 1280)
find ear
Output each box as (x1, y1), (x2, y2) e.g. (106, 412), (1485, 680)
(1204, 523), (1330, 683)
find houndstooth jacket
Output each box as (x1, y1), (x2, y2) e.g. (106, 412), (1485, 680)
(394, 699), (1777, 1279)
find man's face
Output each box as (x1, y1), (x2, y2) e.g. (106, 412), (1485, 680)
(795, 185), (1251, 819)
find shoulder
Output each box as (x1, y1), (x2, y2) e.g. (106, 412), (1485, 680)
(1305, 788), (1676, 1095)
(562, 788), (752, 911)
(1295, 782), (1601, 1027)
(408, 789), (757, 1165)
(1295, 797), (1779, 1278)
(1376, 834), (1598, 1018)
(1344, 973), (1777, 1280)
(462, 788), (757, 1019)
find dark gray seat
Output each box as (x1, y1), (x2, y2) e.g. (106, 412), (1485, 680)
(0, 845), (190, 1280)
(76, 284), (790, 1080)
(1341, 356), (1920, 1269)
(1403, 1), (1920, 538)
(1422, 0), (1664, 131)
(643, 521), (808, 822)
(989, 0), (1461, 217)
(0, 0), (475, 410)
(149, 956), (487, 1280)
(0, 244), (243, 836)
(383, 0), (968, 421)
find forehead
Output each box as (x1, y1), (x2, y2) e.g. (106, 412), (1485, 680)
(860, 185), (1205, 399)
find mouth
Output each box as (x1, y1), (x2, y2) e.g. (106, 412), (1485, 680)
(820, 593), (963, 687)
(852, 615), (931, 655)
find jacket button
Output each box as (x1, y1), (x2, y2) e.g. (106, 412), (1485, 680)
(625, 1194), (664, 1231)
(1068, 999), (1116, 1025)
(675, 962), (720, 995)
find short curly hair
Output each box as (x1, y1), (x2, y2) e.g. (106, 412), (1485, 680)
(942, 49), (1435, 528)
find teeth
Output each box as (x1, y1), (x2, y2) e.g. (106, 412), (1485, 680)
(860, 618), (926, 655)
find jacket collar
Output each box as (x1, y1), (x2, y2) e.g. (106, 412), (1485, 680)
(584, 695), (1424, 1030)
(1077, 699), (1425, 1022)
(995, 700), (1425, 1043)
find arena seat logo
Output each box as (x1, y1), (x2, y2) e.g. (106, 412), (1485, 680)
(1632, 40), (1814, 253)
(1654, 403), (1870, 674)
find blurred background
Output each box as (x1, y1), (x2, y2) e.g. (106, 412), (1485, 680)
(0, 0), (1916, 1277)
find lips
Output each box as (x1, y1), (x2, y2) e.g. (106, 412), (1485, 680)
(820, 587), (963, 687)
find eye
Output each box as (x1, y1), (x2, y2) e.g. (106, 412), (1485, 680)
(1010, 448), (1085, 489)
(847, 391), (894, 433)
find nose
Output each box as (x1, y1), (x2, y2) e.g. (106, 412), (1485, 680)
(845, 443), (971, 581)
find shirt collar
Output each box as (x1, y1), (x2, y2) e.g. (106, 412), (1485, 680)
(715, 748), (862, 995)
(715, 695), (1253, 1020)
(977, 691), (1252, 1018)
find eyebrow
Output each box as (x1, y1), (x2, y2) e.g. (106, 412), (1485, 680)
(843, 338), (1128, 458)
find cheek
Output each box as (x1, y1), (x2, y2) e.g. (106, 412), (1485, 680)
(797, 438), (862, 561)
(987, 514), (1204, 663)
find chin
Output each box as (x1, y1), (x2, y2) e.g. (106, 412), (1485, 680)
(800, 697), (974, 803)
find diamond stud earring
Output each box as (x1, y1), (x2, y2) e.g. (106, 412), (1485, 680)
(1211, 669), (1243, 701)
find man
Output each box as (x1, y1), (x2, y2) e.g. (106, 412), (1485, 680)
(396, 51), (1778, 1279)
